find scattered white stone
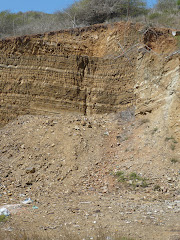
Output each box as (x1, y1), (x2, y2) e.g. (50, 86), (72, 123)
(0, 207), (10, 216)
(22, 198), (33, 204)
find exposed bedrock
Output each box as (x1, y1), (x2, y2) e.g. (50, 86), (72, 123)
(0, 22), (179, 141)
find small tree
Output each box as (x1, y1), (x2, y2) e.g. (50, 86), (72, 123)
(64, 0), (147, 25)
(156, 0), (177, 11)
(177, 0), (180, 9)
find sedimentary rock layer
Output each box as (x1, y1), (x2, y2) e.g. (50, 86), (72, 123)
(0, 22), (179, 130)
(0, 53), (135, 125)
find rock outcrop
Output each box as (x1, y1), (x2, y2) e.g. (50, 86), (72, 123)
(0, 22), (179, 142)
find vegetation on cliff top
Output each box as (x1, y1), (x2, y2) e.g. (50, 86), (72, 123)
(0, 0), (179, 38)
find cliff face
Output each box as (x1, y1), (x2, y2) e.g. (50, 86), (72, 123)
(0, 23), (139, 126)
(135, 53), (180, 142)
(0, 22), (179, 141)
(0, 54), (135, 118)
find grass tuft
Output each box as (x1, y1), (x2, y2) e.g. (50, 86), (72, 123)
(0, 215), (8, 223)
(170, 144), (175, 151)
(115, 171), (126, 182)
(151, 127), (158, 135)
(170, 158), (179, 163)
(154, 185), (161, 191)
(165, 136), (178, 143)
(114, 171), (148, 188)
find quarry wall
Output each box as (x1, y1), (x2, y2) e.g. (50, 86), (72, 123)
(0, 22), (139, 126)
(0, 22), (179, 139)
(0, 53), (135, 124)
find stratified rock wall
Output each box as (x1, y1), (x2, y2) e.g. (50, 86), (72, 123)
(0, 22), (179, 131)
(0, 23), (139, 126)
(0, 53), (135, 125)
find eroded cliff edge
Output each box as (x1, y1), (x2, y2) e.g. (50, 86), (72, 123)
(0, 22), (179, 140)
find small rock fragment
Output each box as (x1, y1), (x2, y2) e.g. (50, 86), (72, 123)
(26, 167), (35, 174)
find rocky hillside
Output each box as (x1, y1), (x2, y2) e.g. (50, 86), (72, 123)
(0, 22), (179, 240)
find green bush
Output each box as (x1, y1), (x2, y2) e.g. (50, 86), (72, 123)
(0, 215), (8, 223)
(156, 0), (177, 12)
(64, 0), (147, 25)
(170, 158), (179, 163)
(115, 171), (126, 182)
(114, 171), (148, 188)
(149, 12), (161, 19)
(175, 35), (180, 49)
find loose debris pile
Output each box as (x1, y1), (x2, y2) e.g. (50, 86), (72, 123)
(0, 112), (179, 240)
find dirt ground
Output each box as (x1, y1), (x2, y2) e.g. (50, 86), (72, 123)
(0, 110), (179, 240)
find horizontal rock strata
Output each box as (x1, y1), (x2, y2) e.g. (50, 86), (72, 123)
(0, 22), (179, 130)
